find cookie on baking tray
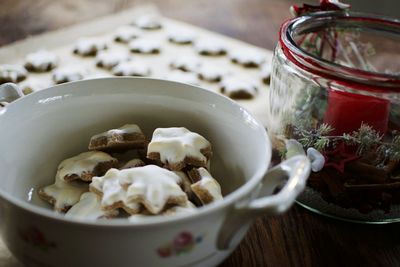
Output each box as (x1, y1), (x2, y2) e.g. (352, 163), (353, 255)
(19, 78), (52, 95)
(220, 76), (258, 100)
(168, 29), (196, 45)
(129, 38), (161, 54)
(88, 124), (147, 152)
(195, 39), (227, 56)
(170, 56), (201, 72)
(197, 64), (226, 83)
(147, 127), (212, 171)
(52, 67), (85, 84)
(0, 64), (27, 84)
(38, 173), (89, 212)
(168, 70), (200, 85)
(114, 25), (141, 43)
(188, 167), (223, 204)
(24, 50), (58, 72)
(133, 15), (162, 30)
(261, 63), (272, 84)
(95, 50), (131, 70)
(73, 37), (107, 56)
(229, 48), (266, 68)
(112, 61), (151, 77)
(57, 151), (118, 182)
(65, 192), (119, 220)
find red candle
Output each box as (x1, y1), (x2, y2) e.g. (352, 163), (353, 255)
(323, 90), (390, 136)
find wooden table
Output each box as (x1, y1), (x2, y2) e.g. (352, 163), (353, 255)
(1, 0), (399, 266)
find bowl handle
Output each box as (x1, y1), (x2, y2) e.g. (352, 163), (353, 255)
(217, 155), (311, 250)
(0, 83), (23, 103)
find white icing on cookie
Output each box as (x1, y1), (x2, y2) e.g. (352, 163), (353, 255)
(220, 76), (258, 99)
(24, 50), (58, 71)
(114, 25), (141, 43)
(93, 124), (144, 138)
(147, 127), (211, 165)
(112, 61), (151, 76)
(52, 68), (85, 84)
(0, 64), (27, 83)
(134, 15), (162, 30)
(129, 39), (161, 54)
(170, 56), (201, 72)
(65, 192), (118, 220)
(168, 70), (199, 85)
(73, 37), (107, 56)
(118, 165), (187, 214)
(95, 50), (131, 69)
(162, 201), (197, 215)
(229, 49), (266, 67)
(42, 174), (88, 212)
(19, 78), (52, 95)
(191, 167), (223, 203)
(197, 64), (226, 82)
(121, 158), (145, 169)
(168, 29), (196, 44)
(90, 168), (140, 212)
(261, 63), (272, 81)
(195, 39), (226, 56)
(57, 151), (117, 182)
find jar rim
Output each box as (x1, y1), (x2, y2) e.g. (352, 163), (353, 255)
(280, 11), (400, 92)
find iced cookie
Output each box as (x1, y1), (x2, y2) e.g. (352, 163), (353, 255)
(95, 51), (131, 70)
(220, 76), (258, 99)
(163, 201), (197, 216)
(120, 158), (146, 170)
(65, 192), (119, 220)
(261, 63), (272, 84)
(112, 61), (151, 77)
(88, 124), (147, 152)
(0, 64), (27, 84)
(168, 29), (196, 44)
(170, 56), (201, 72)
(189, 167), (223, 204)
(24, 50), (58, 72)
(133, 15), (162, 30)
(57, 151), (118, 182)
(174, 171), (200, 205)
(147, 127), (212, 171)
(90, 168), (141, 214)
(114, 25), (141, 43)
(197, 64), (225, 82)
(52, 68), (85, 84)
(195, 39), (227, 56)
(129, 39), (161, 54)
(118, 165), (188, 214)
(73, 37), (107, 56)
(19, 78), (52, 95)
(168, 70), (200, 85)
(38, 174), (89, 212)
(229, 49), (266, 68)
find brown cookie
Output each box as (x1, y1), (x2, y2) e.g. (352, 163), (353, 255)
(189, 167), (223, 204)
(147, 127), (212, 171)
(73, 37), (107, 56)
(24, 50), (58, 72)
(220, 76), (258, 100)
(0, 64), (27, 84)
(129, 39), (161, 54)
(57, 151), (118, 182)
(88, 124), (147, 152)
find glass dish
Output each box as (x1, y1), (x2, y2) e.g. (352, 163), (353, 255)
(268, 10), (400, 223)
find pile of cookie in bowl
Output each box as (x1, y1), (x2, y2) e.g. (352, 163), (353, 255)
(38, 123), (223, 221)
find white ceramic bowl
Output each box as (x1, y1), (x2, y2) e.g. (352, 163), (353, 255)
(0, 78), (310, 267)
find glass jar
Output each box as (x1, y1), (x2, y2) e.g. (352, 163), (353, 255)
(269, 10), (400, 223)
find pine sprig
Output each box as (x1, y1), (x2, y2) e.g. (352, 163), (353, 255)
(294, 122), (400, 163)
